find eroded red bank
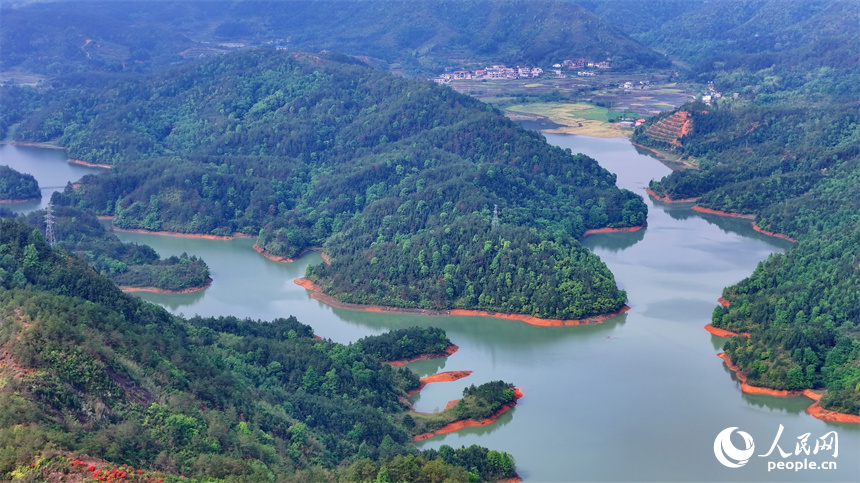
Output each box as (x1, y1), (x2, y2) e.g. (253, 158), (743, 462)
(704, 323), (750, 338)
(718, 352), (859, 424)
(406, 370), (473, 397)
(412, 388), (524, 442)
(295, 277), (629, 327)
(120, 278), (212, 294)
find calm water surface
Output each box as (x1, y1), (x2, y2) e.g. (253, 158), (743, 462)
(9, 137), (859, 482)
(0, 144), (103, 212)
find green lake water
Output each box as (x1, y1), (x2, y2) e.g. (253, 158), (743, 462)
(3, 137), (857, 482)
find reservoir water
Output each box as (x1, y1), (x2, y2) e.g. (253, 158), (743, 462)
(3, 138), (857, 482)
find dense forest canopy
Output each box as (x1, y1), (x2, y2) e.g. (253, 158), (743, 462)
(0, 0), (668, 80)
(18, 205), (211, 291)
(0, 217), (516, 481)
(0, 165), (40, 200)
(7, 49), (645, 318)
(580, 0), (860, 101)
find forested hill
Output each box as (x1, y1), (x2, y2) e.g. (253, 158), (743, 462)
(15, 49), (644, 319)
(0, 217), (517, 481)
(0, 0), (668, 79)
(580, 0), (859, 101)
(636, 99), (860, 415)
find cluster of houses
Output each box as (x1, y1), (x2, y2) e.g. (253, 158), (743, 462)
(435, 58), (611, 83)
(436, 64), (545, 82)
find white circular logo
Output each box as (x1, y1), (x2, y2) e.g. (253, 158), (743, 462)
(714, 427), (755, 468)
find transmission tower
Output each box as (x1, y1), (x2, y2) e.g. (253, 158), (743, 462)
(492, 204), (499, 230)
(45, 203), (57, 247)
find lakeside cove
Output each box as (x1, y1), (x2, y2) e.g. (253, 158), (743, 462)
(6, 136), (857, 482)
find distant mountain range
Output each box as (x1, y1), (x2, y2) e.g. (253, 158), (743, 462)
(0, 0), (670, 79)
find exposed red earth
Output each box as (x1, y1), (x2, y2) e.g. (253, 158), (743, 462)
(581, 225), (645, 237)
(411, 388), (524, 441)
(112, 226), (248, 240)
(295, 277), (630, 327)
(691, 205), (755, 219)
(718, 352), (858, 424)
(68, 158), (113, 169)
(644, 188), (699, 203)
(704, 324), (750, 338)
(406, 370), (473, 397)
(751, 223), (797, 242)
(252, 243), (295, 263)
(387, 344), (459, 367)
(119, 277), (212, 294)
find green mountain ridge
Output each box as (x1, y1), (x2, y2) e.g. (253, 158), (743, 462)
(0, 0), (669, 81)
(14, 49), (644, 319)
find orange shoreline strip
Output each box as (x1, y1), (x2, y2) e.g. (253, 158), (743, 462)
(705, 324), (750, 338)
(68, 158), (112, 169)
(112, 226), (250, 240)
(406, 370), (473, 397)
(581, 224), (645, 237)
(691, 205), (755, 219)
(644, 188), (699, 203)
(412, 388), (524, 441)
(751, 223), (797, 242)
(120, 277), (212, 294)
(294, 278), (630, 327)
(387, 345), (459, 367)
(717, 352), (859, 424)
(252, 243), (295, 263)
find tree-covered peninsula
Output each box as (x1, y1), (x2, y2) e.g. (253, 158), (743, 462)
(0, 217), (517, 481)
(0, 165), (40, 201)
(19, 205), (210, 292)
(14, 49), (645, 319)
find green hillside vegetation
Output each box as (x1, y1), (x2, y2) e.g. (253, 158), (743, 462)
(0, 217), (516, 481)
(0, 0), (668, 81)
(11, 49), (643, 319)
(583, 0), (859, 102)
(636, 98), (860, 415)
(355, 327), (452, 363)
(19, 205), (210, 292)
(0, 165), (40, 201)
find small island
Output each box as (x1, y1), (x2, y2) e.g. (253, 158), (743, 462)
(408, 380), (523, 442)
(22, 205), (211, 293)
(0, 165), (41, 202)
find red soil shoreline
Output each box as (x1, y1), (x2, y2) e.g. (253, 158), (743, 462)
(0, 197), (41, 203)
(119, 277), (212, 294)
(704, 323), (750, 338)
(294, 278), (630, 327)
(644, 188), (699, 203)
(68, 158), (113, 169)
(691, 205), (755, 219)
(252, 243), (296, 263)
(112, 226), (250, 240)
(387, 345), (459, 367)
(751, 223), (797, 242)
(717, 352), (859, 424)
(581, 225), (645, 237)
(717, 297), (730, 307)
(412, 387), (524, 441)
(406, 370), (473, 397)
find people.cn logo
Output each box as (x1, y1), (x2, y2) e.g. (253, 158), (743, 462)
(714, 427), (756, 468)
